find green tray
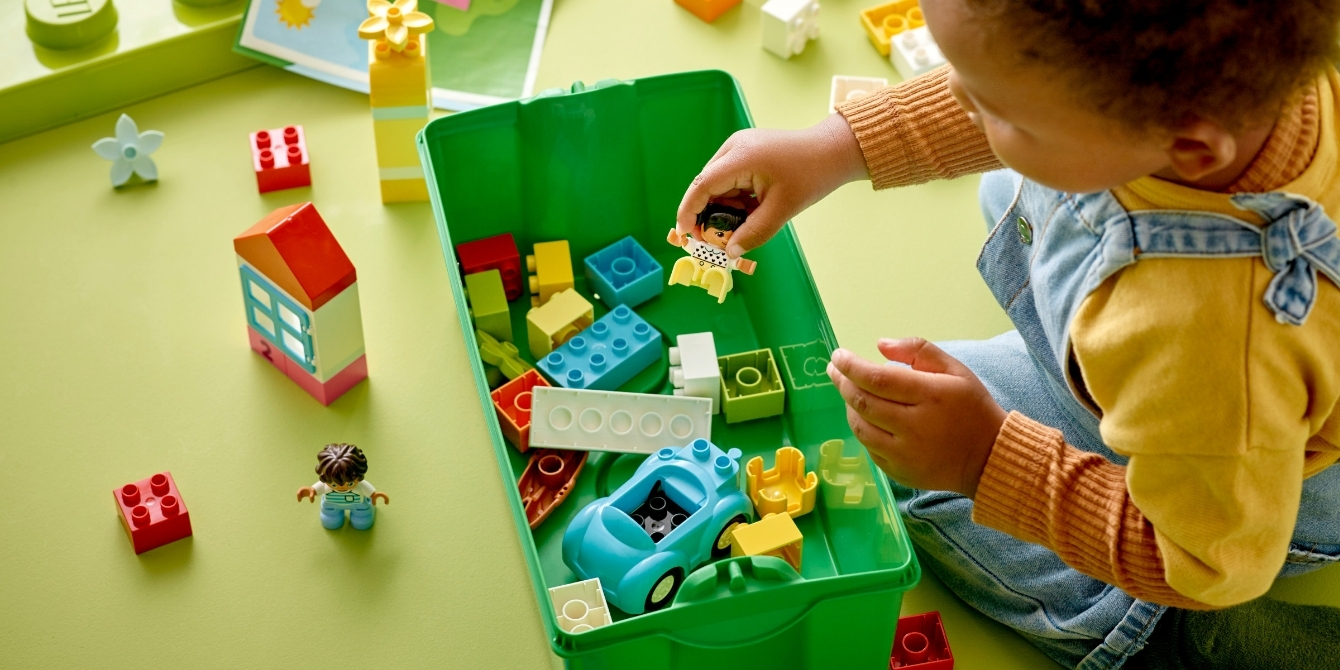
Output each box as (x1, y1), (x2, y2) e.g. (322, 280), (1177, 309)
(419, 70), (919, 669)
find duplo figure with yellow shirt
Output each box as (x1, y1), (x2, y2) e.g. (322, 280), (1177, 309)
(674, 2), (1340, 668)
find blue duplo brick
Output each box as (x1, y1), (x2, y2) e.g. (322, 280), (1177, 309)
(537, 305), (662, 390)
(583, 236), (664, 308)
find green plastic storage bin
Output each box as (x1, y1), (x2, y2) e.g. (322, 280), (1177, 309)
(419, 70), (920, 669)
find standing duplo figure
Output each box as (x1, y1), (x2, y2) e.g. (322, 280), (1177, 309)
(297, 443), (390, 530)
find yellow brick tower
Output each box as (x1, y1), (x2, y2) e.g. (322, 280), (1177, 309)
(359, 0), (434, 203)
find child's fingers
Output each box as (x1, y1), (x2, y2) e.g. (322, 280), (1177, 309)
(828, 348), (930, 404)
(830, 363), (915, 435)
(846, 408), (906, 472)
(878, 338), (969, 376)
(725, 192), (793, 257)
(677, 153), (755, 235)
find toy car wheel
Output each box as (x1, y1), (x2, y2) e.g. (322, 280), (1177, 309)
(712, 514), (749, 558)
(644, 567), (684, 613)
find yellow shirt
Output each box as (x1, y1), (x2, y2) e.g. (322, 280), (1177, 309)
(1073, 69), (1340, 606)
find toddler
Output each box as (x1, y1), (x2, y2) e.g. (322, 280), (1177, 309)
(676, 2), (1340, 668)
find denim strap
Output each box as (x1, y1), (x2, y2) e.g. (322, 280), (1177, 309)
(1130, 192), (1340, 326)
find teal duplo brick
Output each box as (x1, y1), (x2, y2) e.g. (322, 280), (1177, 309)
(538, 305), (661, 390)
(583, 236), (664, 308)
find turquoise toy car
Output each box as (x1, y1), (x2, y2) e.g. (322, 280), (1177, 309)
(561, 439), (754, 614)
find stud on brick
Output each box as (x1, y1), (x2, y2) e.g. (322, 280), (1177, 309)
(114, 472), (192, 554)
(583, 236), (663, 308)
(250, 125), (311, 194)
(537, 305), (662, 391)
(891, 611), (955, 669)
(493, 368), (549, 452)
(760, 0), (820, 59)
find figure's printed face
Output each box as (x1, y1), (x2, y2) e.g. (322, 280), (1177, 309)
(329, 479), (361, 492)
(699, 226), (733, 249)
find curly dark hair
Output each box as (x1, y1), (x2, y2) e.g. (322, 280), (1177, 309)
(964, 0), (1340, 131)
(315, 443), (369, 486)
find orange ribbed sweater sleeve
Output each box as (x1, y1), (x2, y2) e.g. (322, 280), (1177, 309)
(835, 66), (1001, 189)
(972, 413), (1216, 610)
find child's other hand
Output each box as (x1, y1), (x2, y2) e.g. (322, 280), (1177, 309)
(296, 486), (316, 502)
(372, 492), (389, 506)
(676, 113), (868, 258)
(666, 228), (689, 248)
(827, 338), (1007, 498)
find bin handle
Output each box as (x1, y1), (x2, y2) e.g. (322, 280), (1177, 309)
(672, 555), (802, 605)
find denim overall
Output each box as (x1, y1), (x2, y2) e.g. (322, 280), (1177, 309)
(892, 170), (1340, 669)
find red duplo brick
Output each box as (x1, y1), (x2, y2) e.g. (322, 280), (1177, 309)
(891, 611), (954, 669)
(251, 125), (311, 194)
(456, 233), (522, 300)
(114, 472), (193, 554)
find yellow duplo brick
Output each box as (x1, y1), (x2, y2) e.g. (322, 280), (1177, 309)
(526, 240), (574, 307)
(368, 38), (430, 108)
(379, 178), (429, 203)
(372, 117), (428, 167)
(730, 512), (803, 571)
(526, 288), (594, 359)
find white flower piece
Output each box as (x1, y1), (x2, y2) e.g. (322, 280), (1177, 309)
(92, 114), (163, 188)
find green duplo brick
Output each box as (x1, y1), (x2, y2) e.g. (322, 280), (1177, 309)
(719, 348), (786, 423)
(464, 269), (512, 343)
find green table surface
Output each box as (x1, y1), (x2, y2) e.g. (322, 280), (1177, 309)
(3, 0), (1337, 667)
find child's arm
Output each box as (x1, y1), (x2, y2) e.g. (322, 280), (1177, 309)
(830, 292), (1332, 611)
(826, 339), (1220, 610)
(676, 67), (998, 258)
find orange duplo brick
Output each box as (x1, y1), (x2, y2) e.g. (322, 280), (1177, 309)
(675, 0), (740, 23)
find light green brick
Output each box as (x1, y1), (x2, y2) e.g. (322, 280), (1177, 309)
(719, 348), (786, 423)
(465, 269), (512, 343)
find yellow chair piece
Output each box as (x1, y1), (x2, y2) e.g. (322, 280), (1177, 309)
(745, 446), (818, 518)
(818, 439), (878, 509)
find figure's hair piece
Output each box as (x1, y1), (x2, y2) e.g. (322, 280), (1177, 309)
(315, 443), (369, 486)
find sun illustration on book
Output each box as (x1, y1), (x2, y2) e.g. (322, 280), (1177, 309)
(276, 0), (321, 29)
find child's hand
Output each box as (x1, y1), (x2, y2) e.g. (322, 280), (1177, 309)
(296, 486), (316, 502)
(372, 492), (390, 506)
(827, 338), (1007, 498)
(676, 114), (868, 258)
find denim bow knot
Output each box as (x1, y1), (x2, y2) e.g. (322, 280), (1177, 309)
(1233, 193), (1340, 326)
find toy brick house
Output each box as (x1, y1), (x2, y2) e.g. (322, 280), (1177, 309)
(234, 202), (367, 405)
